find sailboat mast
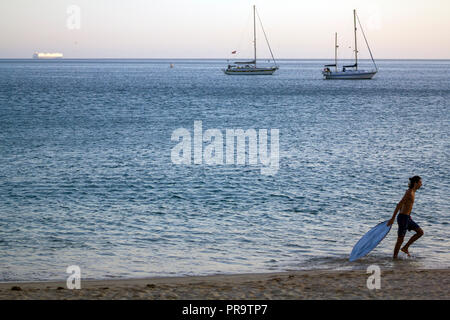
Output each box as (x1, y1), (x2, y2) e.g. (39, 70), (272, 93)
(335, 32), (338, 72)
(253, 5), (257, 65)
(354, 9), (358, 70)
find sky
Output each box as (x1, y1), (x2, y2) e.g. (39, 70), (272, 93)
(1, 0), (449, 59)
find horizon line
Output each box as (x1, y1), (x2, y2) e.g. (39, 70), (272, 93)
(1, 58), (449, 61)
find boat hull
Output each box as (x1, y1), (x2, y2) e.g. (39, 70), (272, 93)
(223, 67), (278, 75)
(322, 70), (377, 80)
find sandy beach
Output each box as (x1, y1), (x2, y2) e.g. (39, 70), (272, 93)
(1, 268), (448, 300)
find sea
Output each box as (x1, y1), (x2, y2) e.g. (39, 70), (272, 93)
(0, 59), (449, 282)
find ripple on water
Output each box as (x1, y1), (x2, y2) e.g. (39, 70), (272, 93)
(0, 59), (449, 281)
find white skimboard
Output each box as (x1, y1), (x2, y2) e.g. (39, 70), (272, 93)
(349, 220), (392, 262)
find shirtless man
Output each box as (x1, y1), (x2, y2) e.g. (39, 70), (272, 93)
(387, 176), (424, 259)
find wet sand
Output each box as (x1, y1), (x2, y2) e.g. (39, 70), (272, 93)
(1, 269), (448, 300)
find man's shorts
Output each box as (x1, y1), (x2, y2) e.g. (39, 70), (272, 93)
(397, 214), (420, 237)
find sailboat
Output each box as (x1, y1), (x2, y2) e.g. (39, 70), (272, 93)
(322, 10), (378, 80)
(223, 6), (278, 75)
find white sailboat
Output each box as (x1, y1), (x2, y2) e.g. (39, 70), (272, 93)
(322, 10), (378, 80)
(223, 6), (278, 75)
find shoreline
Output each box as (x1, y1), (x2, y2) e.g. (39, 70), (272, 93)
(1, 268), (449, 300)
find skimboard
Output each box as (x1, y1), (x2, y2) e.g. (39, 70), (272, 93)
(349, 220), (392, 262)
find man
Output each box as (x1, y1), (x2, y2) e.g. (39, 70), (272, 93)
(388, 176), (424, 259)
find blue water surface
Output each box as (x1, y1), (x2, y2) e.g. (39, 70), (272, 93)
(0, 59), (449, 281)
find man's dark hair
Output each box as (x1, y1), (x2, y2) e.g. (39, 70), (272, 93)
(409, 176), (422, 189)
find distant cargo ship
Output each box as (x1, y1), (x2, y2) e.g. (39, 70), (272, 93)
(32, 52), (63, 59)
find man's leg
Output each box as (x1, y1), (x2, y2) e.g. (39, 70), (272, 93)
(401, 228), (424, 256)
(393, 236), (404, 259)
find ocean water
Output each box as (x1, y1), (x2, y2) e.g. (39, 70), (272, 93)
(0, 59), (449, 282)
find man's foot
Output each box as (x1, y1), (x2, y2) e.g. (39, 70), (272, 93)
(401, 247), (411, 257)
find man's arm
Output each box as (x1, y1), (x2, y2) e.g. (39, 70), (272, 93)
(387, 191), (409, 226)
